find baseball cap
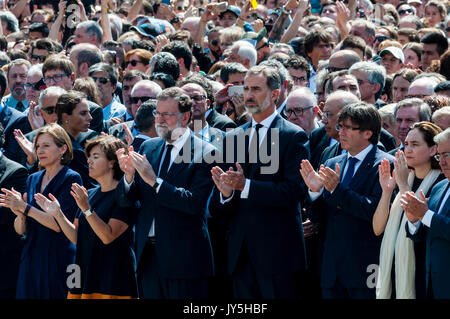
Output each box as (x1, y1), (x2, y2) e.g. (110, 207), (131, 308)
(379, 46), (405, 63)
(407, 0), (422, 4)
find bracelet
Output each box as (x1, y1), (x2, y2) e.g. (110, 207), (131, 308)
(23, 204), (31, 217)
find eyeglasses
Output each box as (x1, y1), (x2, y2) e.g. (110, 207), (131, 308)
(131, 96), (154, 104)
(44, 73), (69, 84)
(327, 66), (346, 73)
(375, 35), (388, 43)
(152, 110), (181, 119)
(126, 60), (145, 67)
(31, 54), (47, 62)
(406, 94), (428, 99)
(434, 152), (450, 162)
(398, 9), (413, 15)
(191, 95), (207, 102)
(285, 106), (314, 117)
(292, 76), (308, 83)
(41, 106), (56, 115)
(335, 123), (361, 132)
(256, 42), (270, 50)
(91, 76), (110, 85)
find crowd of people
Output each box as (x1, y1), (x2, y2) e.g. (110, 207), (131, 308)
(0, 0), (449, 300)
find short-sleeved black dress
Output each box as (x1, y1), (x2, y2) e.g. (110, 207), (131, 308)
(68, 185), (138, 299)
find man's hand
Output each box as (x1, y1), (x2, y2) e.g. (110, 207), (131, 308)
(318, 163), (340, 193)
(219, 162), (246, 192)
(401, 190), (429, 223)
(211, 166), (233, 198)
(116, 146), (135, 182)
(28, 101), (44, 130)
(300, 160), (323, 192)
(129, 151), (157, 187)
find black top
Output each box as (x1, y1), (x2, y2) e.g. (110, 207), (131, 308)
(71, 186), (139, 297)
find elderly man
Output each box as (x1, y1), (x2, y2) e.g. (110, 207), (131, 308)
(69, 43), (102, 78)
(407, 77), (441, 99)
(285, 87), (320, 134)
(2, 59), (30, 112)
(226, 41), (258, 69)
(74, 20), (103, 48)
(329, 71), (362, 100)
(432, 107), (450, 130)
(328, 50), (361, 74)
(349, 61), (386, 107)
(109, 80), (162, 142)
(404, 128), (450, 299)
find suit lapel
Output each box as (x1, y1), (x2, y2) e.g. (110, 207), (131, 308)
(148, 139), (165, 174)
(165, 134), (194, 181)
(349, 146), (376, 189)
(432, 180), (450, 215)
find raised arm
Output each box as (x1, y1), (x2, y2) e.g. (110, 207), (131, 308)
(372, 159), (396, 236)
(280, 0), (309, 43)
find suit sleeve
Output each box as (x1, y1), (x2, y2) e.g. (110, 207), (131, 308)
(405, 221), (428, 243)
(321, 158), (385, 223)
(0, 165), (28, 225)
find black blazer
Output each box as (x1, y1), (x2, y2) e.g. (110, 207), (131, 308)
(309, 126), (330, 170)
(0, 105), (31, 165)
(209, 114), (309, 276)
(206, 109), (237, 132)
(118, 133), (216, 279)
(0, 154), (28, 293)
(311, 145), (393, 289)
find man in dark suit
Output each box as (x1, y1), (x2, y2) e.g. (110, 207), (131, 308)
(301, 102), (393, 299)
(0, 123), (28, 298)
(403, 127), (450, 299)
(210, 65), (309, 299)
(117, 87), (215, 299)
(0, 101), (31, 166)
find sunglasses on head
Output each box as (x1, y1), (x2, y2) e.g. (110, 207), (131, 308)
(375, 35), (388, 42)
(91, 76), (110, 85)
(25, 78), (46, 91)
(131, 96), (153, 104)
(41, 106), (55, 115)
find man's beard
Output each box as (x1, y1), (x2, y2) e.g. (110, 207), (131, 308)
(245, 93), (272, 115)
(155, 117), (184, 141)
(12, 85), (25, 98)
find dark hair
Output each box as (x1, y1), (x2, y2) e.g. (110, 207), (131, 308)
(74, 45), (102, 69)
(393, 68), (419, 83)
(85, 135), (127, 181)
(219, 62), (248, 84)
(0, 69), (6, 99)
(88, 62), (117, 86)
(421, 32), (449, 56)
(135, 99), (157, 132)
(55, 91), (87, 124)
(29, 22), (49, 37)
(403, 42), (423, 61)
(246, 65), (281, 91)
(439, 49), (450, 80)
(304, 30), (333, 55)
(283, 55), (311, 80)
(397, 28), (420, 43)
(177, 73), (215, 105)
(8, 49), (28, 61)
(150, 72), (176, 88)
(157, 87), (193, 113)
(382, 75), (393, 103)
(341, 36), (367, 57)
(337, 102), (382, 145)
(150, 52), (180, 83)
(161, 41), (193, 71)
(409, 121), (442, 169)
(30, 38), (56, 55)
(0, 36), (7, 51)
(34, 123), (73, 165)
(42, 54), (75, 77)
(73, 77), (102, 106)
(123, 70), (149, 82)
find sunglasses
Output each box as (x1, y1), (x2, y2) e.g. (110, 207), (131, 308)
(91, 76), (110, 85)
(131, 96), (153, 104)
(31, 54), (46, 62)
(41, 106), (56, 115)
(126, 60), (145, 67)
(398, 9), (413, 15)
(25, 78), (46, 91)
(375, 35), (388, 42)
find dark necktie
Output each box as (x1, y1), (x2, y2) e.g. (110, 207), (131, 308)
(158, 144), (174, 180)
(341, 157), (359, 187)
(248, 123), (263, 163)
(16, 101), (25, 112)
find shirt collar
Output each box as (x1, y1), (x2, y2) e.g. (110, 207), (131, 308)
(347, 144), (374, 162)
(251, 110), (278, 129)
(165, 127), (191, 151)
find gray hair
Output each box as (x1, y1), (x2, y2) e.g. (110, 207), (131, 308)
(76, 21), (103, 45)
(270, 43), (295, 56)
(259, 59), (292, 88)
(432, 106), (450, 121)
(38, 86), (67, 108)
(433, 127), (450, 144)
(288, 87), (317, 105)
(0, 11), (18, 33)
(131, 80), (163, 98)
(232, 41), (257, 68)
(349, 61), (386, 99)
(27, 63), (43, 78)
(394, 98), (432, 121)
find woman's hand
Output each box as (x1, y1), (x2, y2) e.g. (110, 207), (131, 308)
(70, 183), (90, 212)
(14, 129), (36, 165)
(394, 150), (410, 192)
(28, 101), (44, 130)
(34, 193), (62, 218)
(378, 158), (396, 194)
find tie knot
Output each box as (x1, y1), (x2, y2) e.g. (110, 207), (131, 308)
(348, 157), (358, 164)
(166, 144), (174, 152)
(255, 123), (264, 131)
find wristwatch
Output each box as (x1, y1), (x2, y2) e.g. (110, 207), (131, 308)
(152, 177), (163, 191)
(83, 209), (93, 217)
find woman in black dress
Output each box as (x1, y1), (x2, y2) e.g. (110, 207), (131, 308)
(35, 135), (138, 299)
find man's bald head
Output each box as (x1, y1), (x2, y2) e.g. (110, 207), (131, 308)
(328, 50), (362, 72)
